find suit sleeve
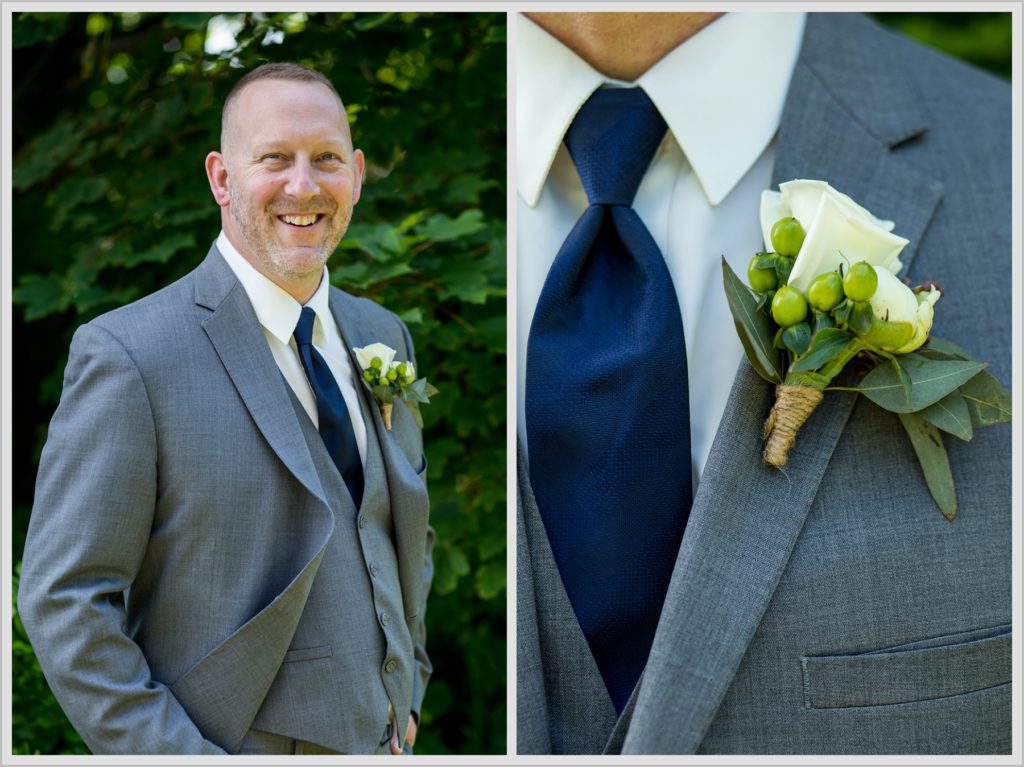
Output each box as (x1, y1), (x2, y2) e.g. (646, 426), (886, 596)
(397, 316), (434, 720)
(17, 323), (228, 755)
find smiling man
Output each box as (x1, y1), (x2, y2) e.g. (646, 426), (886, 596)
(18, 63), (433, 755)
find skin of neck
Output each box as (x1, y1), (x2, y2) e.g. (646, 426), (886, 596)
(524, 12), (723, 81)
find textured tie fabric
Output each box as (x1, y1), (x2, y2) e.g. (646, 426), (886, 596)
(294, 306), (364, 508)
(525, 87), (693, 713)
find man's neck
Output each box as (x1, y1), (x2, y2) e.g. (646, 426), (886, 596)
(524, 12), (723, 82)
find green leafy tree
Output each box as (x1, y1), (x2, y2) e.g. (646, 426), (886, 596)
(12, 11), (505, 755)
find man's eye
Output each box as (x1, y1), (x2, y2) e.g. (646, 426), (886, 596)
(262, 153), (285, 162)
(319, 153), (341, 162)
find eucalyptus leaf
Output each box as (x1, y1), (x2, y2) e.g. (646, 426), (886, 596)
(773, 326), (786, 350)
(782, 322), (811, 355)
(403, 399), (425, 429)
(898, 412), (957, 521)
(925, 336), (971, 359)
(958, 370), (1012, 427)
(919, 389), (973, 442)
(790, 327), (853, 373)
(370, 384), (394, 405)
(856, 356), (984, 413)
(722, 257), (781, 383)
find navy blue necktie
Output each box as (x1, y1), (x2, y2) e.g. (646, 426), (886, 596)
(294, 306), (364, 508)
(525, 87), (693, 712)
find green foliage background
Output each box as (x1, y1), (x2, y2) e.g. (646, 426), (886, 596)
(10, 11), (505, 755)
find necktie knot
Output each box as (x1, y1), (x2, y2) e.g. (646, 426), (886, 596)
(294, 306), (316, 348)
(565, 87), (667, 207)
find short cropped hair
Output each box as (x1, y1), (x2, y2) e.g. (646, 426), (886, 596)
(221, 62), (343, 148)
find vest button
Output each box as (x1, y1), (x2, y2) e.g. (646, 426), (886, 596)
(369, 563), (379, 577)
(358, 514), (367, 530)
(379, 610), (390, 627)
(384, 658), (398, 674)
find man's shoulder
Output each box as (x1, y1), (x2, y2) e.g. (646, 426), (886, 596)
(329, 285), (400, 322)
(80, 251), (216, 353)
(829, 14), (1007, 97)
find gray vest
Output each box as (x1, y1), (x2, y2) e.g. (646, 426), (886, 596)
(249, 383), (415, 753)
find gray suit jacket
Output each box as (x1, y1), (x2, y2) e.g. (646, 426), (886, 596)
(18, 246), (433, 754)
(517, 13), (1011, 755)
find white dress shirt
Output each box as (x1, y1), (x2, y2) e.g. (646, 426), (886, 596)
(217, 230), (368, 468)
(517, 13), (805, 488)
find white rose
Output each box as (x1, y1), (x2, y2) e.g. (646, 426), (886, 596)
(866, 269), (941, 353)
(760, 180), (910, 296)
(353, 342), (396, 372)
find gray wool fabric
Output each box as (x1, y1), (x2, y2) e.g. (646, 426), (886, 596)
(517, 13), (1011, 755)
(19, 245), (433, 754)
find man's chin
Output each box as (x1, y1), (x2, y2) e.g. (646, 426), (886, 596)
(270, 246), (334, 280)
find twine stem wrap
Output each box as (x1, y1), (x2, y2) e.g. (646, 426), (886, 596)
(762, 384), (824, 467)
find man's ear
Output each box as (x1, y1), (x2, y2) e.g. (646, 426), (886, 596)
(351, 148), (365, 206)
(205, 151), (230, 207)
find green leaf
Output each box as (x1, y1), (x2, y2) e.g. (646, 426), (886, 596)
(12, 274), (71, 321)
(790, 328), (853, 373)
(849, 300), (874, 336)
(371, 384), (394, 404)
(474, 560), (506, 600)
(163, 12), (212, 29)
(811, 309), (835, 334)
(782, 322), (811, 355)
(924, 336), (971, 359)
(353, 12), (395, 30)
(398, 307), (423, 325)
(432, 544), (470, 595)
(403, 399), (424, 428)
(776, 258), (794, 285)
(919, 389), (973, 442)
(856, 356), (985, 413)
(721, 257), (781, 383)
(958, 370), (1012, 427)
(898, 412), (957, 521)
(419, 209), (486, 243)
(13, 13), (69, 49)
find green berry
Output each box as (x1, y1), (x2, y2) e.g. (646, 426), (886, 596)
(397, 363), (407, 376)
(747, 256), (778, 293)
(770, 217), (806, 258)
(807, 272), (845, 312)
(363, 370), (375, 382)
(771, 286), (808, 327)
(387, 369), (398, 382)
(370, 356), (383, 370)
(844, 261), (878, 301)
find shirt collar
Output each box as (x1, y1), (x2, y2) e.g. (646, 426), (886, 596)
(517, 12), (806, 208)
(216, 230), (333, 346)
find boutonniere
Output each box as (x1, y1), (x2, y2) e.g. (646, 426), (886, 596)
(353, 342), (439, 430)
(723, 179), (1011, 521)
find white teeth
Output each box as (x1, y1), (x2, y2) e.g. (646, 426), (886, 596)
(281, 214), (318, 226)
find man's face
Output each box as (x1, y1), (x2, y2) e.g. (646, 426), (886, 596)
(213, 79), (363, 294)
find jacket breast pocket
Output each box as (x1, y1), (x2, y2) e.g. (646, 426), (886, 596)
(801, 625), (1010, 709)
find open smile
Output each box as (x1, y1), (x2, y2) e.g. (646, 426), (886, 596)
(277, 213), (325, 227)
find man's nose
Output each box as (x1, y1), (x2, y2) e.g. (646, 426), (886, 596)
(284, 156), (319, 198)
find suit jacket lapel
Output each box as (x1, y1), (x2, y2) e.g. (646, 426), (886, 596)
(328, 291), (431, 608)
(623, 14), (943, 754)
(194, 247), (328, 507)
